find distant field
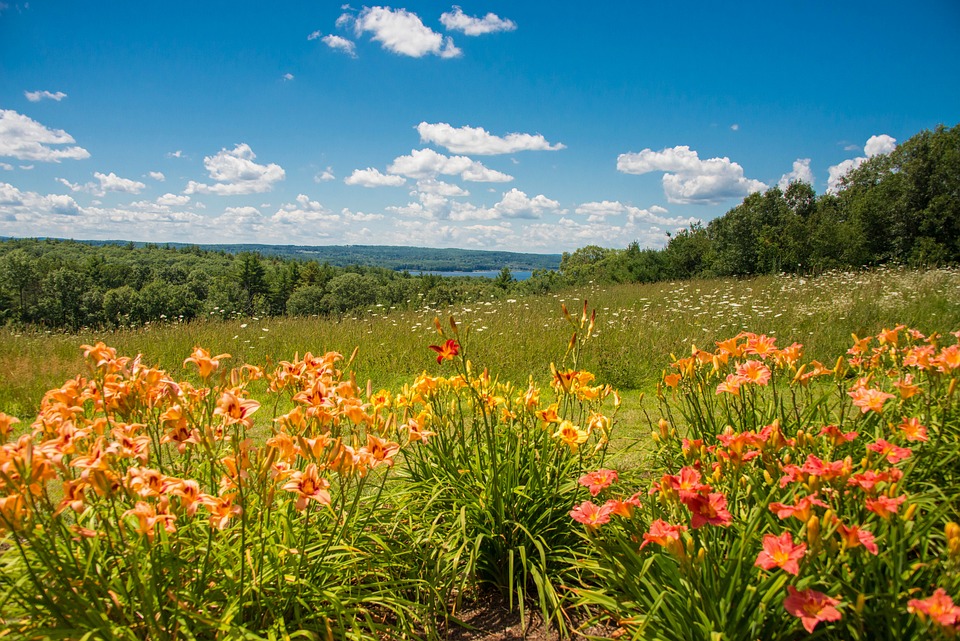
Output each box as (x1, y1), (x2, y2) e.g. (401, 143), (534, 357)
(1, 266), (958, 421)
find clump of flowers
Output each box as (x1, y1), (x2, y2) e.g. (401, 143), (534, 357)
(0, 342), (418, 639)
(573, 326), (960, 640)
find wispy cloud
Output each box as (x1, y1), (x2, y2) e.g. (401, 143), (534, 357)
(24, 90), (68, 102)
(439, 6), (516, 35)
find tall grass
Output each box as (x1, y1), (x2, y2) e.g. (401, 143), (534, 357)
(1, 267), (958, 420)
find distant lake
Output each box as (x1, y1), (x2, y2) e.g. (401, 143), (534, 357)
(415, 270), (535, 280)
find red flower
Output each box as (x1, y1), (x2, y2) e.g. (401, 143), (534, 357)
(835, 521), (878, 555)
(755, 532), (806, 575)
(769, 493), (828, 522)
(684, 491), (733, 529)
(578, 469), (619, 496)
(908, 588), (960, 627)
(640, 519), (687, 551)
(428, 339), (460, 363)
(784, 586), (842, 633)
(867, 438), (912, 464)
(570, 500), (613, 530)
(865, 494), (906, 519)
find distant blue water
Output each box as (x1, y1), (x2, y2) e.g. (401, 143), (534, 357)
(416, 270), (534, 280)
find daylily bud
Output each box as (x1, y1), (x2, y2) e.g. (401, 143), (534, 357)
(855, 593), (866, 614)
(948, 378), (957, 398)
(739, 475), (748, 489)
(903, 503), (917, 521)
(783, 453), (792, 465)
(806, 515), (821, 547)
(686, 536), (696, 558)
(946, 522), (960, 557)
(822, 509), (835, 527)
(449, 316), (458, 334)
(651, 431), (661, 443)
(658, 419), (670, 439)
(697, 548), (706, 564)
(433, 316), (444, 335)
(763, 470), (775, 486)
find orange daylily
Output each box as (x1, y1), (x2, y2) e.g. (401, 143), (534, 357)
(578, 469), (618, 497)
(755, 531), (806, 575)
(569, 500), (613, 530)
(908, 589), (960, 628)
(214, 390), (260, 428)
(183, 347), (230, 379)
(282, 463), (331, 511)
(784, 586), (842, 634)
(428, 339), (460, 364)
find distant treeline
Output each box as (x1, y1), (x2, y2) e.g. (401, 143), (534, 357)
(560, 124), (960, 284)
(0, 238), (565, 330)
(26, 240), (562, 273)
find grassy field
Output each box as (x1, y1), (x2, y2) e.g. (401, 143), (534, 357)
(1, 265), (957, 472)
(1, 266), (958, 421)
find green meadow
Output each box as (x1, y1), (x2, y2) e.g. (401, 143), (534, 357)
(2, 266), (958, 420)
(2, 266), (960, 640)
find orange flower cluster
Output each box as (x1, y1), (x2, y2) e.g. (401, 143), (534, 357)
(0, 343), (403, 545)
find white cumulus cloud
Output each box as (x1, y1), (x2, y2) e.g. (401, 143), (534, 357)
(344, 6), (461, 58)
(415, 178), (469, 196)
(417, 122), (564, 155)
(0, 182), (81, 219)
(322, 34), (357, 57)
(95, 171), (145, 194)
(826, 134), (897, 193)
(56, 171), (146, 196)
(489, 188), (561, 219)
(344, 167), (407, 187)
(157, 193), (191, 207)
(617, 145), (766, 205)
(777, 158), (814, 190)
(864, 134), (897, 157)
(271, 194), (339, 226)
(439, 6), (516, 35)
(149, 171), (166, 181)
(574, 200), (698, 226)
(389, 148), (513, 182)
(184, 143), (285, 195)
(0, 109), (90, 162)
(25, 90), (68, 102)
(314, 167), (336, 182)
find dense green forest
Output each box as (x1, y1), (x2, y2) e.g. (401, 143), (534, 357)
(1, 124), (956, 331)
(560, 124), (960, 284)
(0, 237), (569, 329)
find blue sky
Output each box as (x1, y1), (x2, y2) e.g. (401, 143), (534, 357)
(1, 1), (958, 253)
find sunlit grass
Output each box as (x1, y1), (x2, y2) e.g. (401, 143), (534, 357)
(1, 266), (958, 421)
